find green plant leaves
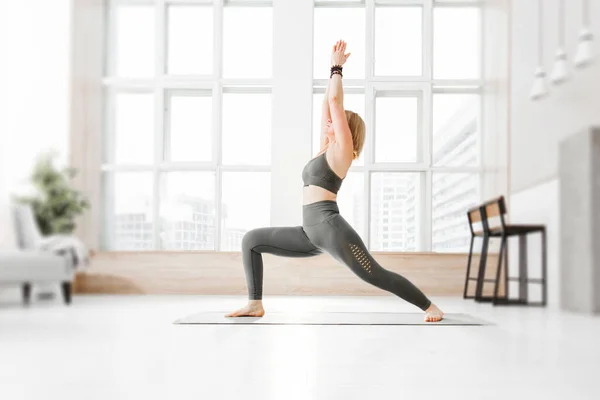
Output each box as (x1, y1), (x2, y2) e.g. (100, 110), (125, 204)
(15, 151), (90, 235)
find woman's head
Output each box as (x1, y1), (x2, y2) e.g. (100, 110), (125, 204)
(325, 110), (366, 160)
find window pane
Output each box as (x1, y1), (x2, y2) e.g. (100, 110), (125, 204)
(432, 173), (479, 252)
(375, 7), (422, 76)
(370, 173), (421, 251)
(375, 96), (418, 163)
(222, 93), (271, 165)
(115, 6), (154, 78)
(168, 94), (212, 162)
(434, 8), (480, 79)
(221, 172), (271, 251)
(167, 6), (213, 75)
(337, 172), (365, 241)
(433, 93), (479, 166)
(114, 92), (154, 164)
(312, 93), (365, 165)
(160, 172), (216, 250)
(314, 8), (365, 79)
(223, 7), (272, 78)
(106, 173), (154, 250)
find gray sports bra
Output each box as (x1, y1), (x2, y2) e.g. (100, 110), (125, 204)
(302, 151), (344, 194)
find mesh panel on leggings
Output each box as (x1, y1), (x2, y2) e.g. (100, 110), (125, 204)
(349, 243), (372, 274)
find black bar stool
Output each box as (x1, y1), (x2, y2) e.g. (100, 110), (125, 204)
(463, 196), (548, 306)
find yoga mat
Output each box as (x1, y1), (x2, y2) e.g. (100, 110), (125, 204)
(174, 312), (489, 326)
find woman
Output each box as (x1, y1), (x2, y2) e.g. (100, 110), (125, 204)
(226, 40), (444, 322)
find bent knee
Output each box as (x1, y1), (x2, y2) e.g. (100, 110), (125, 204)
(241, 228), (266, 252)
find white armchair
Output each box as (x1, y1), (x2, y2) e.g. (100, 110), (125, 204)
(0, 251), (74, 304)
(0, 204), (76, 305)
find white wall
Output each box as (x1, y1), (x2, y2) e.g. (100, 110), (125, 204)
(0, 114), (14, 248)
(509, 0), (600, 307)
(270, 0), (313, 226)
(0, 1), (15, 249)
(482, 0), (510, 201)
(0, 1), (72, 249)
(69, 0), (104, 248)
(1, 0), (72, 193)
(511, 0), (600, 193)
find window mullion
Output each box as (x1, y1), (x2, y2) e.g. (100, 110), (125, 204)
(365, 169), (372, 250)
(152, 1), (166, 250)
(212, 0), (224, 250)
(423, 0), (433, 81)
(214, 83), (223, 251)
(364, 83), (376, 249)
(423, 170), (432, 251)
(422, 83), (432, 168)
(163, 91), (173, 162)
(421, 83), (431, 252)
(365, 0), (374, 80)
(214, 0), (224, 81)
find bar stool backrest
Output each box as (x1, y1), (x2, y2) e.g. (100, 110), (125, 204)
(467, 196), (508, 236)
(467, 206), (485, 236)
(481, 196), (508, 234)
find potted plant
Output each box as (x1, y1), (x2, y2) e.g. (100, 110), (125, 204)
(16, 151), (89, 235)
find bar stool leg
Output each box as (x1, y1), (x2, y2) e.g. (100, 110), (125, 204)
(475, 234), (490, 302)
(493, 235), (507, 305)
(541, 228), (547, 306)
(518, 234), (528, 303)
(463, 235), (476, 299)
(505, 239), (509, 301)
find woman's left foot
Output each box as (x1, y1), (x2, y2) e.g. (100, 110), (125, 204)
(424, 303), (444, 322)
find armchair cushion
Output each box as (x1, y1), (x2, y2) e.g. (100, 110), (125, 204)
(0, 251), (73, 283)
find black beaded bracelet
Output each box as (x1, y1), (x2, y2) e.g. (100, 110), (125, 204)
(330, 65), (343, 78)
(330, 70), (343, 78)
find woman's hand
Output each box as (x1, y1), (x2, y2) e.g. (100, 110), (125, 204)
(331, 40), (351, 67)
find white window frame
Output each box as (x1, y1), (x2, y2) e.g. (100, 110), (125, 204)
(102, 0), (273, 250)
(313, 0), (483, 251)
(101, 0), (484, 252)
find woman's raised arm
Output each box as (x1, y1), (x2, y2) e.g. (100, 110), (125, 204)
(327, 40), (352, 153)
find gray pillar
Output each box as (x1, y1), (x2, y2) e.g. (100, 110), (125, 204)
(559, 126), (600, 313)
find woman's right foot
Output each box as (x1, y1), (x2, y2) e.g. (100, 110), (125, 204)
(424, 303), (444, 322)
(225, 301), (265, 317)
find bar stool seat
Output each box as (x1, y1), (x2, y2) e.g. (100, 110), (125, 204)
(488, 225), (545, 236)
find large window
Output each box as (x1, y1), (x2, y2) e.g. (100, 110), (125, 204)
(313, 0), (482, 252)
(103, 0), (273, 251)
(102, 0), (482, 253)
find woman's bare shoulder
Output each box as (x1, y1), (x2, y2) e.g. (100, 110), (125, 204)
(326, 143), (352, 176)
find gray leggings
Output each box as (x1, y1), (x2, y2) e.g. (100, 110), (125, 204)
(241, 200), (432, 311)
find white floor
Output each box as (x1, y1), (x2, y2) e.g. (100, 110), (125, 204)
(0, 293), (599, 400)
